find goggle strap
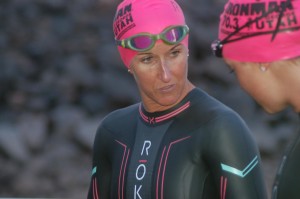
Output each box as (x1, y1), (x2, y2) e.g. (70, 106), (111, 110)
(121, 40), (126, 48)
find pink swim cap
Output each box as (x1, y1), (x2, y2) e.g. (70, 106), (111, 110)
(113, 0), (188, 68)
(218, 0), (300, 62)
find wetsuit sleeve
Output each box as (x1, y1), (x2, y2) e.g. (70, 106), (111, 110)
(205, 112), (268, 199)
(272, 128), (300, 199)
(87, 124), (112, 199)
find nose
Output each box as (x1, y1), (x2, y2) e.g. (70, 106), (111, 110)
(159, 59), (172, 82)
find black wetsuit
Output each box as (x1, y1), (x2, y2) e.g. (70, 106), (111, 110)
(272, 115), (300, 199)
(87, 88), (267, 199)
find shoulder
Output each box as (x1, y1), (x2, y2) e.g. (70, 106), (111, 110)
(187, 88), (245, 127)
(99, 103), (139, 132)
(94, 103), (139, 142)
(102, 103), (139, 125)
(190, 91), (258, 154)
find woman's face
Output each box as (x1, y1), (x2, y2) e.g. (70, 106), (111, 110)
(224, 59), (287, 113)
(130, 42), (193, 112)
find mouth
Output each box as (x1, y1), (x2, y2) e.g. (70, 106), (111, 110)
(159, 84), (175, 93)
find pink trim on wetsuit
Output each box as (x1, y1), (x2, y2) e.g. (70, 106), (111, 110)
(115, 140), (130, 199)
(139, 101), (191, 124)
(156, 136), (191, 199)
(220, 176), (228, 199)
(93, 178), (99, 199)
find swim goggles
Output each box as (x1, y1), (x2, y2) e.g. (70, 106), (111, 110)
(115, 25), (189, 52)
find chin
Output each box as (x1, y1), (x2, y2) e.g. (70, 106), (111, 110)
(159, 99), (178, 107)
(263, 108), (279, 114)
(292, 105), (300, 113)
(157, 97), (181, 107)
(262, 104), (286, 114)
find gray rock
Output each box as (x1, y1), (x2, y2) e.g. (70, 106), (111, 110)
(18, 113), (48, 151)
(0, 124), (30, 163)
(73, 115), (104, 151)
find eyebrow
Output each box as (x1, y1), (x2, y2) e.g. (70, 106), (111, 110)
(136, 52), (151, 56)
(135, 43), (183, 56)
(171, 44), (182, 50)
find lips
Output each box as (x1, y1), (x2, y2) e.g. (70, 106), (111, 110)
(159, 84), (175, 92)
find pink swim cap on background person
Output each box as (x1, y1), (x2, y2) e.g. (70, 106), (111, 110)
(218, 0), (300, 62)
(113, 0), (188, 68)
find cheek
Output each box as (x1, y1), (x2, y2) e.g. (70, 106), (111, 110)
(235, 70), (258, 95)
(237, 75), (254, 91)
(133, 71), (155, 90)
(236, 71), (269, 103)
(173, 59), (188, 78)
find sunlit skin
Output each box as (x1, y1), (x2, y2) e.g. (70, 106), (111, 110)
(224, 58), (300, 113)
(129, 42), (195, 113)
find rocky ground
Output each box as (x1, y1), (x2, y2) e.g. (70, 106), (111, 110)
(0, 0), (299, 198)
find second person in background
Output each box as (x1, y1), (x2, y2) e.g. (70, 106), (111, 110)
(212, 0), (300, 198)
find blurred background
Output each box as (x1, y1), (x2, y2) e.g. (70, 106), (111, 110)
(0, 0), (299, 198)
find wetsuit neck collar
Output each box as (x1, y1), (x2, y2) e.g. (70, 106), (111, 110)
(139, 88), (197, 125)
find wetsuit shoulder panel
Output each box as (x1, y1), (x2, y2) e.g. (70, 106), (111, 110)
(178, 89), (267, 199)
(88, 103), (139, 199)
(204, 110), (267, 198)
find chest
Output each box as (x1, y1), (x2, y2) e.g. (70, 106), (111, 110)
(109, 122), (211, 199)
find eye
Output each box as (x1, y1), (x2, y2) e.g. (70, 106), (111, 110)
(140, 55), (154, 64)
(169, 44), (184, 57)
(170, 49), (180, 57)
(225, 63), (235, 74)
